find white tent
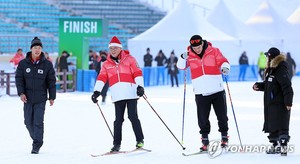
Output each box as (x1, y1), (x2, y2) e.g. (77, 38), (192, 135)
(206, 0), (275, 64)
(128, 0), (235, 66)
(288, 6), (300, 24)
(242, 0), (300, 67)
(286, 6), (300, 42)
(286, 6), (300, 72)
(207, 0), (265, 41)
(245, 0), (297, 41)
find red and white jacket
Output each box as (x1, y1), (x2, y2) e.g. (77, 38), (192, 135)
(177, 42), (230, 95)
(10, 53), (25, 68)
(94, 50), (144, 102)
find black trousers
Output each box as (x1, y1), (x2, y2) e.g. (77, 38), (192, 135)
(170, 71), (178, 87)
(195, 90), (228, 137)
(23, 101), (46, 148)
(113, 99), (144, 146)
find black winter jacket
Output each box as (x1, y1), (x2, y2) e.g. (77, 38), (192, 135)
(143, 53), (153, 67)
(166, 56), (179, 74)
(255, 55), (293, 133)
(16, 52), (56, 104)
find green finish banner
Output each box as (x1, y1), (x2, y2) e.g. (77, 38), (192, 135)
(59, 18), (107, 69)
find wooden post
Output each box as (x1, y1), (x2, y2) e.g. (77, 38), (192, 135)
(0, 70), (4, 87)
(63, 70), (67, 92)
(6, 73), (10, 95)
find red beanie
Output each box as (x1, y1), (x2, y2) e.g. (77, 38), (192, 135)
(109, 36), (122, 48)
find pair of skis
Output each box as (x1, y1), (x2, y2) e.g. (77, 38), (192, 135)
(182, 147), (229, 157)
(91, 147), (152, 157)
(182, 151), (207, 156)
(92, 148), (229, 157)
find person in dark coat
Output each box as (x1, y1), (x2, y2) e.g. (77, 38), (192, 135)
(238, 51), (249, 81)
(95, 50), (109, 105)
(285, 52), (296, 80)
(15, 37), (56, 154)
(253, 47), (293, 156)
(55, 50), (71, 89)
(143, 48), (153, 67)
(89, 50), (98, 70)
(143, 48), (153, 86)
(55, 50), (70, 72)
(166, 50), (179, 87)
(154, 50), (167, 85)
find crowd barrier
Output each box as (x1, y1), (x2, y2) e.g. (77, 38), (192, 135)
(76, 65), (260, 92)
(226, 65), (259, 81)
(143, 65), (258, 87)
(56, 70), (76, 92)
(1, 66), (297, 94)
(76, 70), (97, 92)
(0, 70), (76, 96)
(0, 70), (17, 96)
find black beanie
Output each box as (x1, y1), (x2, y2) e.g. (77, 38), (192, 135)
(190, 35), (203, 47)
(31, 37), (43, 48)
(265, 47), (280, 58)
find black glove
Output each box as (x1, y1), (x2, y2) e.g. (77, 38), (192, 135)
(91, 91), (101, 103)
(136, 86), (144, 97)
(180, 52), (188, 59)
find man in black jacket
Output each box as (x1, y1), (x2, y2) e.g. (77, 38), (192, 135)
(15, 37), (56, 154)
(143, 48), (153, 86)
(154, 50), (167, 85)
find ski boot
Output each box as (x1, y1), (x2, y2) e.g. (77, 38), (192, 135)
(200, 138), (209, 152)
(280, 145), (288, 156)
(221, 136), (229, 148)
(266, 142), (280, 154)
(110, 145), (121, 152)
(279, 136), (289, 156)
(136, 140), (144, 149)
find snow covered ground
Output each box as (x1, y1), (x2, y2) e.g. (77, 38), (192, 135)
(0, 77), (299, 164)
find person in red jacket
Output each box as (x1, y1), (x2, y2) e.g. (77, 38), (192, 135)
(10, 48), (25, 69)
(177, 35), (230, 152)
(91, 36), (145, 152)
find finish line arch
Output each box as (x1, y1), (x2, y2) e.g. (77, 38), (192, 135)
(59, 18), (107, 69)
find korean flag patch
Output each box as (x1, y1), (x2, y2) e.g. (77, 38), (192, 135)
(268, 77), (272, 82)
(38, 69), (43, 74)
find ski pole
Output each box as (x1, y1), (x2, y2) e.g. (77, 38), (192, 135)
(224, 77), (243, 148)
(96, 102), (114, 138)
(142, 94), (186, 150)
(181, 69), (187, 144)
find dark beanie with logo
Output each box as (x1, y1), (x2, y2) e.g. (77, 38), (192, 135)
(190, 35), (203, 47)
(31, 37), (43, 48)
(265, 47), (280, 59)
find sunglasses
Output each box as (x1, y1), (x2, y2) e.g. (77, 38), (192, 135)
(190, 39), (201, 44)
